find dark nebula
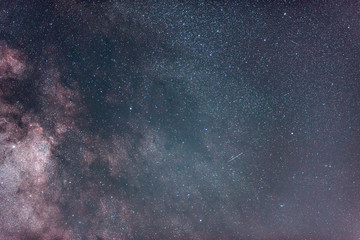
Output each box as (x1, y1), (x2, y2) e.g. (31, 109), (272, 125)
(0, 1), (360, 239)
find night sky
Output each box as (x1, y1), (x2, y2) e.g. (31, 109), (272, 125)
(0, 1), (360, 239)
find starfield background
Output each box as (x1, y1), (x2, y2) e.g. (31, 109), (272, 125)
(0, 0), (360, 239)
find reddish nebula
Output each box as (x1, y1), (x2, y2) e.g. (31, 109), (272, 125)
(0, 41), (28, 81)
